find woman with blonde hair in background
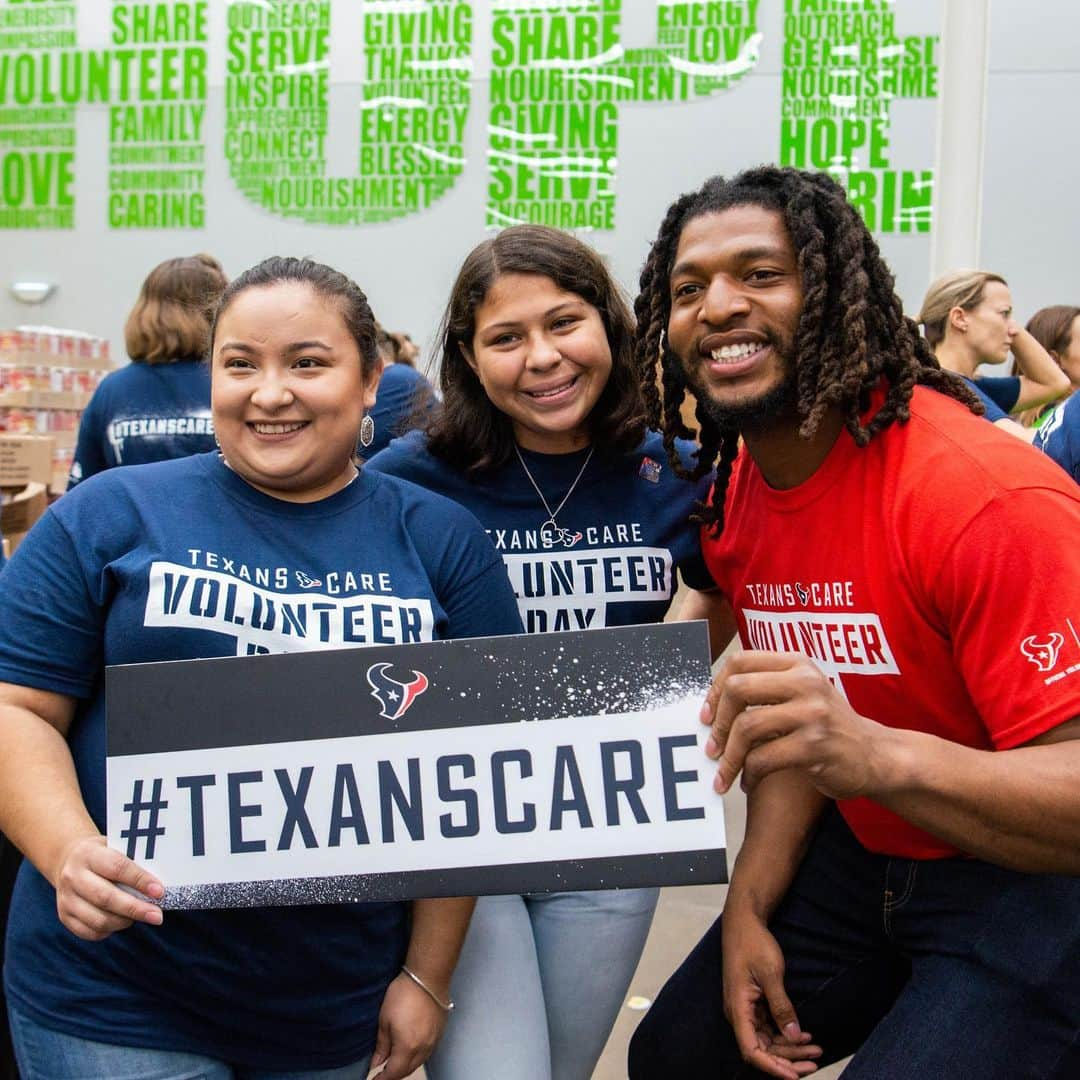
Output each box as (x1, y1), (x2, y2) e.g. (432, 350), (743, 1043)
(68, 253), (228, 488)
(918, 270), (1070, 441)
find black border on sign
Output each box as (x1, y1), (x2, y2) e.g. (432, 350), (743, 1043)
(107, 622), (712, 755)
(161, 848), (729, 909)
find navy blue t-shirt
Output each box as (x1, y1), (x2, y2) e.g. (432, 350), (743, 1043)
(1035, 394), (1080, 483)
(362, 364), (436, 459)
(367, 431), (715, 634)
(0, 452), (521, 1068)
(68, 358), (215, 488)
(973, 374), (1020, 413)
(962, 376), (1009, 422)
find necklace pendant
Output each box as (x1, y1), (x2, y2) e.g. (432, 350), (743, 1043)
(515, 444), (593, 551)
(540, 517), (582, 549)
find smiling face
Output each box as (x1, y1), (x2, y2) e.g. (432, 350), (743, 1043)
(211, 281), (378, 502)
(666, 205), (804, 431)
(464, 272), (613, 453)
(957, 280), (1018, 365)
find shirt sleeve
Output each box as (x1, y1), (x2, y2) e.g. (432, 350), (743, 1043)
(964, 378), (1009, 422)
(400, 491), (523, 641)
(1034, 399), (1080, 484)
(437, 527), (524, 642)
(0, 509), (104, 697)
(931, 486), (1080, 748)
(68, 387), (110, 489)
(441, 554), (524, 641)
(974, 375), (1021, 413)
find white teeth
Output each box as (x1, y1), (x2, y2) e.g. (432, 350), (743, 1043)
(710, 342), (764, 362)
(528, 379), (575, 398)
(251, 422), (305, 434)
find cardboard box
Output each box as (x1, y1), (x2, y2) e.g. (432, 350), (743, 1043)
(0, 436), (54, 486)
(0, 389), (93, 410)
(0, 482), (47, 537)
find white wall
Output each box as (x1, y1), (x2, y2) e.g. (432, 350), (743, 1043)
(980, 0), (1080, 328)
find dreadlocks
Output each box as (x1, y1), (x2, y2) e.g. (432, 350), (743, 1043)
(634, 166), (982, 536)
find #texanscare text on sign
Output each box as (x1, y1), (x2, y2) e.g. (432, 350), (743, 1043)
(105, 622), (726, 909)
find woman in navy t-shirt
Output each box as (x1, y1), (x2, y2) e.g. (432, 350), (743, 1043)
(0, 258), (522, 1079)
(916, 269), (1070, 441)
(68, 253), (227, 489)
(367, 225), (726, 1080)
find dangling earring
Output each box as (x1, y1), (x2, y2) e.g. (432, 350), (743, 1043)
(360, 414), (375, 448)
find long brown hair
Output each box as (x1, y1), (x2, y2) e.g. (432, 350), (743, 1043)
(1026, 305), (1080, 361)
(426, 225), (647, 473)
(125, 254), (227, 364)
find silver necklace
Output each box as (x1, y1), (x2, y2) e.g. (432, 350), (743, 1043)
(514, 444), (594, 548)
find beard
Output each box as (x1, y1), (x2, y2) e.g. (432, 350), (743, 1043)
(683, 335), (800, 434)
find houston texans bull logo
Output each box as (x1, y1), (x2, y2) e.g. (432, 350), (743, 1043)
(366, 662), (430, 720)
(1020, 633), (1064, 673)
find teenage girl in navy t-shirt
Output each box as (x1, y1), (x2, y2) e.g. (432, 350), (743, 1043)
(0, 258), (522, 1079)
(367, 225), (730, 1080)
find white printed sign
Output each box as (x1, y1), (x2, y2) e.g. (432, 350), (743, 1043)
(106, 623), (726, 908)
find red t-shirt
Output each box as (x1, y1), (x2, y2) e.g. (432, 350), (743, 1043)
(703, 385), (1080, 859)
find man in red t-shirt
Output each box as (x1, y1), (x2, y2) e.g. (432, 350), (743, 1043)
(627, 167), (1080, 1080)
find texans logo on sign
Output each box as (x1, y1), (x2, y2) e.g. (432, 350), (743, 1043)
(366, 662), (430, 720)
(1020, 633), (1064, 673)
(295, 571), (323, 588)
(795, 582), (809, 606)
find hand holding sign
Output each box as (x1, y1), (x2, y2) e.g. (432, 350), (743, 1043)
(106, 624), (726, 908)
(701, 651), (888, 801)
(53, 834), (164, 941)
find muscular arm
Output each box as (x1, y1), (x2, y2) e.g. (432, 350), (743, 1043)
(1010, 328), (1072, 411)
(675, 588), (738, 661)
(725, 771), (827, 923)
(868, 715), (1080, 873)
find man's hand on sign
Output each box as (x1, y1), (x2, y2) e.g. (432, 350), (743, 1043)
(54, 834), (164, 941)
(701, 651), (892, 800)
(722, 908), (822, 1079)
(369, 971), (449, 1079)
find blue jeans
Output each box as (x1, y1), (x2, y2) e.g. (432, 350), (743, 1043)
(629, 807), (1080, 1079)
(7, 1006), (372, 1080)
(427, 886), (658, 1080)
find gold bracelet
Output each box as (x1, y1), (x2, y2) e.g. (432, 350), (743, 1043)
(400, 965), (455, 1012)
